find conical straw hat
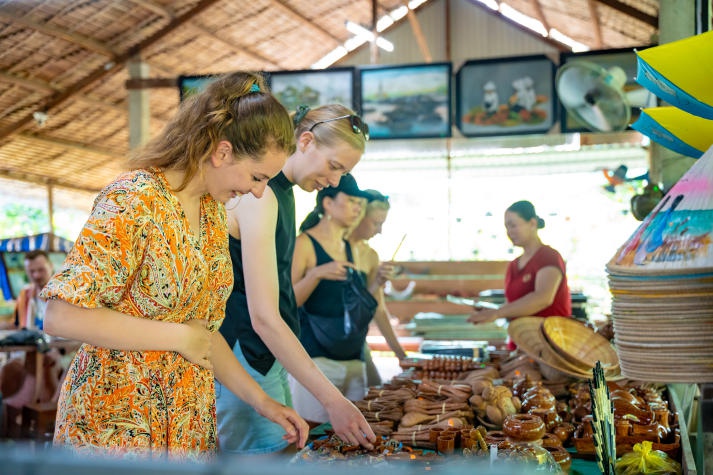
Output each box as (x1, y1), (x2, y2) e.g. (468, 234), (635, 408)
(607, 144), (713, 275)
(508, 317), (596, 380)
(635, 31), (713, 120)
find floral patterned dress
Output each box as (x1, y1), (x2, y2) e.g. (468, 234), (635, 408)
(42, 168), (232, 460)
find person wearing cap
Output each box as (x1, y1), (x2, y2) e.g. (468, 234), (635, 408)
(216, 104), (376, 455)
(290, 174), (375, 424)
(347, 189), (407, 386)
(468, 200), (571, 331)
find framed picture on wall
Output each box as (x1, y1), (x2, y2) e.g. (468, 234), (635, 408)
(456, 54), (556, 137)
(359, 62), (452, 140)
(178, 74), (219, 101)
(558, 47), (655, 133)
(267, 67), (356, 113)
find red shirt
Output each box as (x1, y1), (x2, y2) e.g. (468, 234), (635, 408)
(505, 245), (572, 317)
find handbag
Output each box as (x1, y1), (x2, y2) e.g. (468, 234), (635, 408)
(302, 267), (378, 360)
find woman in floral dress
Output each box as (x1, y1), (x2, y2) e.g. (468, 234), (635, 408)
(41, 72), (309, 460)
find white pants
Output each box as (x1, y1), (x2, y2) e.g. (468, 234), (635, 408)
(288, 357), (367, 423)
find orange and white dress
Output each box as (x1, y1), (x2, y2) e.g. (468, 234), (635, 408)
(42, 168), (232, 460)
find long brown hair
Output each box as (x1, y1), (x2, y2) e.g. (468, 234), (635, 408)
(129, 71), (295, 191)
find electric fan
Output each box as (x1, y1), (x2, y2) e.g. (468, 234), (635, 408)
(556, 60), (655, 132)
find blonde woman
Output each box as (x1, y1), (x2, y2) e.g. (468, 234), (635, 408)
(347, 190), (407, 386)
(216, 105), (376, 454)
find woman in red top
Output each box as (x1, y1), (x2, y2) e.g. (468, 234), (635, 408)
(468, 200), (571, 325)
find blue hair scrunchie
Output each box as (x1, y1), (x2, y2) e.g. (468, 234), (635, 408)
(294, 104), (310, 126)
(249, 83), (260, 93)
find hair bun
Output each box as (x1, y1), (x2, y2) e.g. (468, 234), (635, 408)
(537, 217), (545, 229)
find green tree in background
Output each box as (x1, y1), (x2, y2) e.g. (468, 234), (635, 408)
(0, 203), (48, 238)
(0, 203), (85, 241)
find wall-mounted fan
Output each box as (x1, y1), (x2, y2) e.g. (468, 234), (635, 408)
(556, 60), (655, 132)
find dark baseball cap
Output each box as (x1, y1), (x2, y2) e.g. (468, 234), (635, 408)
(317, 173), (371, 201)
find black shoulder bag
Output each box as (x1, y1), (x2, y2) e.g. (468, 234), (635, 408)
(302, 267), (378, 360)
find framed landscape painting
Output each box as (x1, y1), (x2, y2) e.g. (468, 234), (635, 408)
(456, 54), (556, 137)
(268, 67), (356, 113)
(359, 62), (452, 140)
(178, 74), (218, 101)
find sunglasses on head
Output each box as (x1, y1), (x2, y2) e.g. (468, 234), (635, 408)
(308, 114), (369, 141)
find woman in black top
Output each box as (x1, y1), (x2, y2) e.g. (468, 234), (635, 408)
(291, 174), (375, 424)
(216, 105), (375, 454)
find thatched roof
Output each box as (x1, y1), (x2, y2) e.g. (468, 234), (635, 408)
(0, 0), (658, 200)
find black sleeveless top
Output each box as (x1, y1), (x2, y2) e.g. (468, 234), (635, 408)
(299, 234), (368, 361)
(218, 171), (300, 375)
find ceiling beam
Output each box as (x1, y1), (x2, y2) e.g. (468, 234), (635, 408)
(0, 70), (137, 115)
(406, 7), (433, 63)
(0, 0), (223, 142)
(189, 24), (279, 69)
(587, 0), (604, 48)
(465, 1), (568, 52)
(531, 0), (551, 32)
(126, 0), (176, 19)
(0, 168), (102, 193)
(267, 0), (341, 44)
(0, 71), (59, 93)
(18, 132), (124, 159)
(594, 0), (658, 28)
(0, 10), (118, 57)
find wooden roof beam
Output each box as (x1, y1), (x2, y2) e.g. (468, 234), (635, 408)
(126, 0), (176, 19)
(594, 0), (658, 28)
(0, 11), (119, 57)
(189, 24), (279, 69)
(0, 70), (131, 114)
(531, 0), (551, 33)
(266, 0), (342, 44)
(587, 0), (604, 48)
(0, 71), (58, 93)
(406, 7), (433, 63)
(0, 0), (223, 142)
(18, 132), (124, 159)
(0, 168), (102, 193)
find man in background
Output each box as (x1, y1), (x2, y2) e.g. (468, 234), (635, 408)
(13, 250), (53, 330)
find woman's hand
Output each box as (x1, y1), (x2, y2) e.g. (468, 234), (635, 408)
(179, 319), (213, 370)
(374, 262), (396, 287)
(254, 398), (310, 448)
(467, 308), (500, 325)
(309, 260), (355, 282)
(325, 396), (376, 449)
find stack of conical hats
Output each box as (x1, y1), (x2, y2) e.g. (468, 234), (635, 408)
(606, 146), (713, 382)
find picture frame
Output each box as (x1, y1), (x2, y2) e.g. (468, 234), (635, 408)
(455, 54), (556, 137)
(267, 67), (356, 113)
(359, 62), (452, 140)
(558, 47), (654, 133)
(178, 74), (219, 101)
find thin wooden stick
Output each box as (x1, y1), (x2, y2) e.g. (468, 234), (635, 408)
(391, 233), (407, 261)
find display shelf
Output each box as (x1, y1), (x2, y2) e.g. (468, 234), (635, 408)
(385, 260), (509, 323)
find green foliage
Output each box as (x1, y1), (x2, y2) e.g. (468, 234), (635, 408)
(0, 203), (48, 238)
(0, 203), (83, 241)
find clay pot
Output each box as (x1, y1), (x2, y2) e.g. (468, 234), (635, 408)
(552, 422), (575, 445)
(545, 445), (572, 473)
(528, 407), (562, 432)
(502, 414), (546, 442)
(541, 433), (563, 449)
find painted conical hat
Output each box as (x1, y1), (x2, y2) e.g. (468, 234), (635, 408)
(607, 144), (713, 275)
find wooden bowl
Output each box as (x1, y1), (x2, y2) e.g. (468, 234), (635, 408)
(541, 317), (619, 374)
